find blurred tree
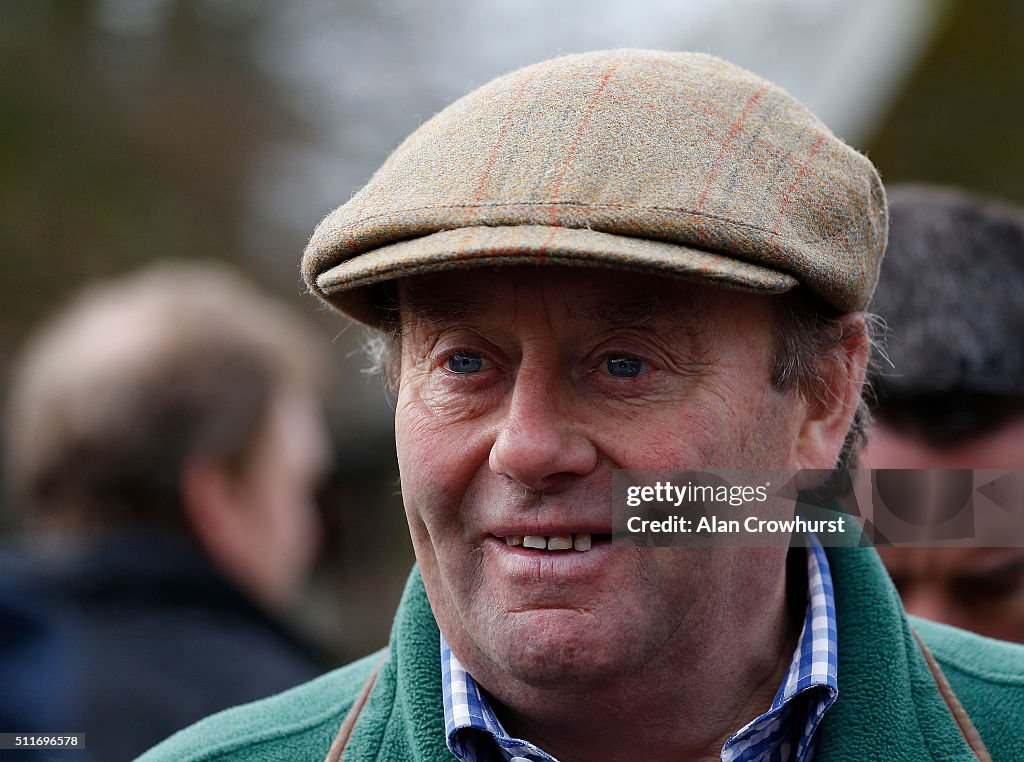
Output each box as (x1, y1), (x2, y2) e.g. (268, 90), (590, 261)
(867, 0), (1024, 204)
(0, 0), (413, 662)
(0, 0), (304, 373)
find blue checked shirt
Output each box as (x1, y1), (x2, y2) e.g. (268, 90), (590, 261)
(441, 538), (838, 762)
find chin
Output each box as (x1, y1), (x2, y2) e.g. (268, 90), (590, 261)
(485, 608), (641, 691)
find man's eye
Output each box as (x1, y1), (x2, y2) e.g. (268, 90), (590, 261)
(605, 357), (646, 377)
(444, 352), (484, 374)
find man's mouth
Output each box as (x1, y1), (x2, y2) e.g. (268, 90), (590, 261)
(500, 533), (612, 552)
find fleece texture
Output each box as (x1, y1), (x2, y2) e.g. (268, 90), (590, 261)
(138, 548), (1024, 761)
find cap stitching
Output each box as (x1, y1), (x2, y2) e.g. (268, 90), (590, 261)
(319, 200), (876, 253)
(320, 251), (798, 292)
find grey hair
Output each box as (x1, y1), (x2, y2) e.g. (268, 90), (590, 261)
(363, 284), (402, 399)
(770, 289), (885, 473)
(4, 261), (323, 530)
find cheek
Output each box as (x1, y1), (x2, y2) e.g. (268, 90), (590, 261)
(609, 405), (764, 469)
(618, 412), (713, 468)
(397, 410), (456, 507)
(395, 393), (493, 538)
(637, 399), (796, 469)
(395, 399), (493, 639)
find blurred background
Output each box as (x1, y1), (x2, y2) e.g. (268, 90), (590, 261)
(2, 0), (1023, 666)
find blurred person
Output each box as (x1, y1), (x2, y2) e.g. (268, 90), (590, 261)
(142, 52), (1024, 762)
(0, 574), (81, 761)
(863, 185), (1024, 642)
(0, 262), (332, 761)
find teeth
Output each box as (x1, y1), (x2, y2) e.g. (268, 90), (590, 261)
(508, 533), (595, 552)
(547, 534), (573, 551)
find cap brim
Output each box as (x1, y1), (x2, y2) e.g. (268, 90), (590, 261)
(313, 225), (799, 326)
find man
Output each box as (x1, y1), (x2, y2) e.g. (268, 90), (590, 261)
(141, 51), (1024, 762)
(2, 262), (331, 761)
(862, 185), (1024, 643)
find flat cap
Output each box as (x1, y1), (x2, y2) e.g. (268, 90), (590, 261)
(304, 49), (887, 325)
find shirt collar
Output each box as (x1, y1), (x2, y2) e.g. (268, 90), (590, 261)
(441, 538), (838, 762)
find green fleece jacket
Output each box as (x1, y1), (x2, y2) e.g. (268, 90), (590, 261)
(137, 548), (1024, 761)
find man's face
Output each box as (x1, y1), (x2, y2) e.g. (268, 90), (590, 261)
(394, 267), (815, 695)
(864, 419), (1024, 642)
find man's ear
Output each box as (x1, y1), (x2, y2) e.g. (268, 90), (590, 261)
(180, 457), (247, 575)
(791, 314), (869, 470)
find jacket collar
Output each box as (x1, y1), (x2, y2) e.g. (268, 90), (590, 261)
(817, 547), (978, 760)
(381, 548), (977, 761)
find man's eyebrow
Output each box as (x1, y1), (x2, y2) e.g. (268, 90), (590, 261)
(572, 289), (706, 329)
(400, 285), (485, 323)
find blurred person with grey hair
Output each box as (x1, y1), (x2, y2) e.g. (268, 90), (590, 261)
(863, 185), (1024, 643)
(0, 262), (331, 761)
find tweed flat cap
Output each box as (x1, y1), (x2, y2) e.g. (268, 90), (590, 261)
(304, 49), (887, 325)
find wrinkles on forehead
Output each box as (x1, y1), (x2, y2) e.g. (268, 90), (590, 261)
(399, 286), (484, 326)
(568, 286), (707, 331)
(397, 269), (710, 340)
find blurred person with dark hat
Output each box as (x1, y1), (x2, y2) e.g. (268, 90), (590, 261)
(863, 185), (1024, 644)
(143, 51), (1023, 762)
(1, 262), (331, 761)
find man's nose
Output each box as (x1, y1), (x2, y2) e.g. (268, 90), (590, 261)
(488, 369), (598, 492)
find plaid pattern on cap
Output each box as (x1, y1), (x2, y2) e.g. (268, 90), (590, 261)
(303, 49), (887, 325)
(441, 537), (838, 762)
